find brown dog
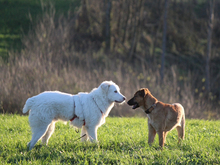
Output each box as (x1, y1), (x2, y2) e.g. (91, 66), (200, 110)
(127, 88), (185, 147)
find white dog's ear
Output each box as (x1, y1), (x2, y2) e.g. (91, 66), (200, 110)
(101, 82), (110, 92)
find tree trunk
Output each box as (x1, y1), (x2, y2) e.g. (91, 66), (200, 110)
(105, 0), (112, 52)
(122, 0), (130, 44)
(113, 1), (122, 51)
(160, 0), (169, 83)
(205, 0), (215, 92)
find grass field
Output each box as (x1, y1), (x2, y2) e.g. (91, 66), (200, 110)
(0, 114), (220, 164)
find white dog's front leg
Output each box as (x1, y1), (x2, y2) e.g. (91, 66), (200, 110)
(81, 126), (88, 142)
(86, 126), (98, 142)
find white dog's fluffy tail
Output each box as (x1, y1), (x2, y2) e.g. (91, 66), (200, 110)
(23, 98), (33, 113)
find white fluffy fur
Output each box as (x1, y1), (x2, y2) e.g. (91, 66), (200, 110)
(23, 81), (125, 150)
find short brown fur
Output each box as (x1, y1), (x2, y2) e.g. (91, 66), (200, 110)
(127, 88), (185, 147)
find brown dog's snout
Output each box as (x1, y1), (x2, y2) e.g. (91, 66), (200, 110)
(127, 100), (131, 105)
(127, 97), (140, 109)
(127, 98), (134, 105)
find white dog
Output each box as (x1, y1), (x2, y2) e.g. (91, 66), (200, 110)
(23, 81), (125, 150)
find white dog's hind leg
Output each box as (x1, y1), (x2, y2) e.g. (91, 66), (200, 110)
(41, 121), (55, 145)
(28, 124), (50, 150)
(81, 126), (88, 142)
(86, 126), (98, 142)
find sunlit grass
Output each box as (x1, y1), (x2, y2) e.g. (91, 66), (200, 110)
(1, 114), (220, 164)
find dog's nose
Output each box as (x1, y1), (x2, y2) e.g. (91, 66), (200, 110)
(127, 99), (132, 105)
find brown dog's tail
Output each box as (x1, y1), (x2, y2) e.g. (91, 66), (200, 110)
(181, 113), (185, 140)
(175, 103), (185, 141)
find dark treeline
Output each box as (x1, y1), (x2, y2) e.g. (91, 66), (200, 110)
(0, 0), (219, 119)
(72, 0), (220, 94)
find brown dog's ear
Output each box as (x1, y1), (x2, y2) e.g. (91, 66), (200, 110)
(139, 88), (148, 97)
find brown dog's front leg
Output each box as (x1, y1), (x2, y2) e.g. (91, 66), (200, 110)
(158, 131), (167, 147)
(148, 124), (156, 145)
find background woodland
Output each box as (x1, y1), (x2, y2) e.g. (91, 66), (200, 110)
(0, 0), (219, 119)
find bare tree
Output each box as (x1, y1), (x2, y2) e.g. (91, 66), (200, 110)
(128, 0), (143, 60)
(160, 0), (169, 83)
(78, 0), (90, 32)
(205, 0), (215, 92)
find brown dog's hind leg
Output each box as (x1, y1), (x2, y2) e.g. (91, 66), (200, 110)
(148, 124), (156, 145)
(176, 126), (184, 143)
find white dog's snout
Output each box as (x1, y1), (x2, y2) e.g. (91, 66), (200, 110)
(115, 94), (126, 103)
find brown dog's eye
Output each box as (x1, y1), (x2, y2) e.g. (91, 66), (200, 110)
(114, 90), (118, 93)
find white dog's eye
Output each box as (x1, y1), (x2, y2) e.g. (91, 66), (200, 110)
(114, 90), (118, 93)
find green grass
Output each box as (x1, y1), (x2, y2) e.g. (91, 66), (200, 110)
(1, 114), (220, 164)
